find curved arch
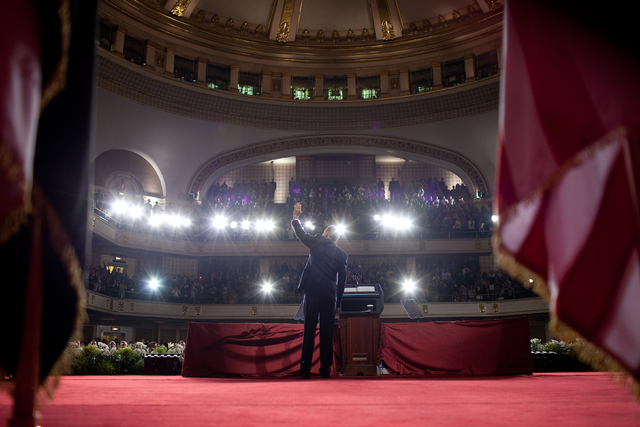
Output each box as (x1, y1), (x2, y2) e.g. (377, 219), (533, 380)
(94, 149), (166, 198)
(187, 135), (489, 199)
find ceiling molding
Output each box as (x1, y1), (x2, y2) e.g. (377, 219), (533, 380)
(96, 52), (500, 131)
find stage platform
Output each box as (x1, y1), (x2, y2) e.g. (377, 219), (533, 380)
(2, 373), (638, 426)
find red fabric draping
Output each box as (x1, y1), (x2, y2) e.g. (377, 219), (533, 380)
(0, 0), (40, 240)
(0, 0), (95, 392)
(182, 318), (531, 377)
(182, 323), (341, 377)
(379, 317), (533, 375)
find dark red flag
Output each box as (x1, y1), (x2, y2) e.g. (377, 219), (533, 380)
(496, 0), (640, 392)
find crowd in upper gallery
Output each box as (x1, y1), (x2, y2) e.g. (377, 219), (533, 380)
(93, 176), (495, 241)
(86, 254), (534, 305)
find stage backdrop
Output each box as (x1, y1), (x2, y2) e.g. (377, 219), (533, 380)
(182, 323), (341, 377)
(380, 317), (533, 375)
(182, 318), (532, 377)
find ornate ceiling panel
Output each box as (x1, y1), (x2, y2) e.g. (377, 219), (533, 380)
(196, 0), (275, 27)
(297, 0), (373, 32)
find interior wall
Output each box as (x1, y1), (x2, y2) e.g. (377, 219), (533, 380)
(94, 89), (498, 203)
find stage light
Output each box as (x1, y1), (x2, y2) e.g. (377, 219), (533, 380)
(112, 200), (127, 214)
(397, 218), (412, 230)
(149, 278), (160, 290)
(403, 279), (416, 292)
(256, 219), (274, 232)
(241, 220), (251, 230)
(262, 282), (272, 293)
(336, 224), (346, 235)
(212, 215), (227, 229)
(381, 214), (394, 227)
(491, 214), (499, 223)
(179, 217), (191, 227)
(149, 214), (163, 227)
(128, 206), (142, 219)
(305, 220), (314, 229)
(373, 214), (381, 222)
(230, 221), (238, 229)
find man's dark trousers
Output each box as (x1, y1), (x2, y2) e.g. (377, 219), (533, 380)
(300, 295), (335, 376)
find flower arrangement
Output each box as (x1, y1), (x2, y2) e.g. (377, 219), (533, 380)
(68, 341), (149, 375)
(167, 342), (185, 354)
(530, 338), (591, 372)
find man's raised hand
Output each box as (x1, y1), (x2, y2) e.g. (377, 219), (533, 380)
(293, 202), (302, 218)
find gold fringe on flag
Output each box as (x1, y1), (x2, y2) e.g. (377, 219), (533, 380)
(494, 232), (640, 400)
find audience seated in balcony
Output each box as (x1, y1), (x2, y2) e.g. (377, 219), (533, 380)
(85, 256), (535, 305)
(93, 176), (493, 241)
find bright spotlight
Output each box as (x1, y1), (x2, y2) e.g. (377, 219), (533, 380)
(167, 214), (182, 227)
(336, 224), (346, 235)
(230, 221), (238, 229)
(256, 219), (274, 232)
(212, 215), (227, 229)
(397, 218), (412, 230)
(491, 214), (499, 223)
(241, 220), (251, 230)
(305, 221), (314, 229)
(112, 200), (127, 214)
(128, 206), (142, 219)
(262, 282), (272, 293)
(180, 217), (191, 227)
(149, 279), (160, 290)
(149, 215), (163, 227)
(403, 279), (416, 292)
(373, 214), (381, 222)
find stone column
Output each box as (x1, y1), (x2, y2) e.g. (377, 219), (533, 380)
(399, 69), (410, 96)
(271, 72), (282, 99)
(262, 70), (272, 98)
(464, 54), (475, 80)
(432, 62), (443, 87)
(282, 72), (292, 97)
(112, 26), (127, 57)
(164, 47), (176, 77)
(196, 57), (208, 86)
(389, 71), (400, 96)
(314, 74), (324, 100)
(229, 65), (240, 93)
(379, 71), (390, 98)
(347, 74), (357, 100)
(143, 40), (156, 70)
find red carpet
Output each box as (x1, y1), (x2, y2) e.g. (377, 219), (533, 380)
(1, 373), (639, 426)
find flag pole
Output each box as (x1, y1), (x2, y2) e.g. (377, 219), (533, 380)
(9, 214), (43, 427)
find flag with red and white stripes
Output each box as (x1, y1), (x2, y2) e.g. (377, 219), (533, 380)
(496, 0), (640, 383)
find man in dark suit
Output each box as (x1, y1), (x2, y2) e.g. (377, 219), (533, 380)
(292, 202), (348, 378)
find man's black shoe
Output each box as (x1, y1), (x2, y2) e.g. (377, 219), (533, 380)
(320, 372), (330, 379)
(300, 372), (310, 379)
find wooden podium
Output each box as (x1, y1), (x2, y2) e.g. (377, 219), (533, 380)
(339, 284), (383, 376)
(339, 314), (380, 375)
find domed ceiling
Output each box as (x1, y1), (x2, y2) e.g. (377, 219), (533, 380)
(96, 0), (504, 201)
